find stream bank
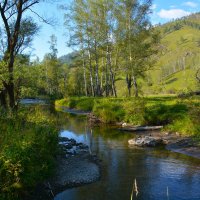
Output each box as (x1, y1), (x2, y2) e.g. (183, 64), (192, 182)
(56, 107), (200, 160)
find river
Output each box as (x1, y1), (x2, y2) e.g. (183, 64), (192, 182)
(54, 112), (200, 200)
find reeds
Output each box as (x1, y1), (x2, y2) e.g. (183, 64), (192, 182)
(131, 178), (139, 200)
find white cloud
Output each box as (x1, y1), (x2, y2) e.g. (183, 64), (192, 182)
(151, 4), (157, 10)
(183, 1), (198, 8)
(157, 9), (191, 20)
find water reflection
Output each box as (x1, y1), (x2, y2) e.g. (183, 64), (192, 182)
(60, 130), (87, 143)
(55, 114), (200, 200)
(20, 98), (46, 104)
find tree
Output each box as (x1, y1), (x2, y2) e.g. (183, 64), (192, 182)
(42, 35), (62, 98)
(63, 0), (159, 97)
(115, 0), (159, 97)
(0, 0), (42, 110)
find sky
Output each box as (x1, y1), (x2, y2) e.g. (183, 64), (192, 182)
(29, 0), (200, 61)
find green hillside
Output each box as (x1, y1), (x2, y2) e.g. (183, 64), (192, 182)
(141, 13), (200, 95)
(58, 13), (200, 96)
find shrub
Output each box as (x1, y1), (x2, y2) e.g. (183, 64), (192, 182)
(92, 99), (125, 123)
(0, 109), (58, 199)
(144, 103), (188, 125)
(123, 98), (146, 125)
(76, 98), (95, 111)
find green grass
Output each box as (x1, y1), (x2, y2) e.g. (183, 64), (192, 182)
(0, 106), (59, 200)
(144, 16), (200, 95)
(56, 95), (200, 138)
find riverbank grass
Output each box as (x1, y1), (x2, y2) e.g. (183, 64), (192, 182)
(0, 106), (59, 200)
(55, 96), (200, 138)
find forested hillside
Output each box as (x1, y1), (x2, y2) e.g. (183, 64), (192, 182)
(60, 12), (200, 96)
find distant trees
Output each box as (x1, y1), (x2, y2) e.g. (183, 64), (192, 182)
(42, 35), (62, 98)
(163, 18), (200, 35)
(63, 0), (159, 97)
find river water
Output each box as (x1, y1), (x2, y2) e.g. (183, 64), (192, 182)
(54, 113), (200, 200)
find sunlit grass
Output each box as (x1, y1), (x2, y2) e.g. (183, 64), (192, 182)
(56, 95), (200, 138)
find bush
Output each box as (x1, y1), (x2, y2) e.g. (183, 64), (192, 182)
(123, 98), (146, 125)
(93, 99), (125, 123)
(76, 98), (95, 111)
(144, 103), (188, 125)
(0, 109), (58, 199)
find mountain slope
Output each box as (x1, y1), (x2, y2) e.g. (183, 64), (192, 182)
(143, 13), (200, 94)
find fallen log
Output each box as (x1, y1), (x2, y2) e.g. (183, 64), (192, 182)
(119, 125), (163, 132)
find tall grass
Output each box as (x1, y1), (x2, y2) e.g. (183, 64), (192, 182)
(0, 106), (59, 199)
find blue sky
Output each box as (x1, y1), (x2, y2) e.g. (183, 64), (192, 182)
(30, 0), (200, 60)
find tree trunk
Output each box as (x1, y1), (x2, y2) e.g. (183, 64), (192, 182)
(133, 75), (138, 97)
(94, 41), (101, 96)
(110, 72), (117, 97)
(105, 45), (110, 97)
(88, 50), (95, 97)
(126, 74), (132, 97)
(107, 49), (117, 97)
(6, 81), (15, 109)
(0, 89), (7, 109)
(82, 52), (88, 96)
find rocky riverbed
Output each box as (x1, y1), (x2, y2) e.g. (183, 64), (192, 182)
(28, 137), (101, 200)
(51, 138), (100, 195)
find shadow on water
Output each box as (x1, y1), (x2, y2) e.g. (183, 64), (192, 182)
(54, 111), (200, 200)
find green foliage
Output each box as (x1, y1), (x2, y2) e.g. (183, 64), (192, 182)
(144, 103), (188, 125)
(0, 108), (58, 199)
(93, 99), (125, 123)
(75, 98), (95, 111)
(123, 99), (146, 125)
(56, 97), (95, 111)
(56, 96), (200, 138)
(166, 116), (196, 135)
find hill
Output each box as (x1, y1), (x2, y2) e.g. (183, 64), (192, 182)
(59, 51), (79, 66)
(142, 13), (200, 95)
(59, 13), (200, 96)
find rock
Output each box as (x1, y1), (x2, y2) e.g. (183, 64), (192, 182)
(63, 143), (73, 149)
(77, 143), (89, 149)
(176, 132), (180, 136)
(59, 138), (76, 145)
(122, 122), (127, 127)
(59, 137), (90, 156)
(128, 136), (164, 147)
(65, 146), (77, 155)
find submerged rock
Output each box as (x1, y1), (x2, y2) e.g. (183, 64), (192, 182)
(128, 136), (164, 147)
